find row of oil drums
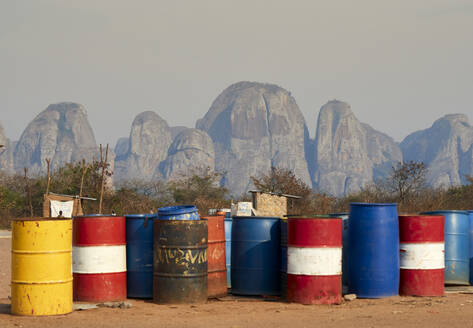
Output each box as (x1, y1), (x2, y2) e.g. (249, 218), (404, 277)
(228, 205), (473, 304)
(11, 204), (473, 315)
(10, 205), (228, 316)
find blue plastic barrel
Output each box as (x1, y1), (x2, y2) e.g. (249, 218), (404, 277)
(348, 203), (399, 298)
(329, 212), (349, 289)
(231, 216), (281, 296)
(126, 214), (157, 298)
(421, 210), (469, 285)
(469, 211), (473, 285)
(157, 205), (200, 220)
(280, 218), (288, 300)
(224, 214), (232, 288)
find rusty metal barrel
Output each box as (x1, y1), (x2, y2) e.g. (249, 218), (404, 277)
(11, 218), (73, 316)
(399, 214), (444, 296)
(73, 215), (127, 302)
(203, 216), (227, 298)
(153, 219), (208, 304)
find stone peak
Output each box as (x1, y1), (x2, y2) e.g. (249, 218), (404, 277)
(44, 102), (85, 114)
(225, 81), (287, 93)
(132, 111), (168, 126)
(436, 113), (470, 126)
(320, 99), (352, 114)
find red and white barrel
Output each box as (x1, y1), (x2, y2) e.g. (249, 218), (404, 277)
(73, 215), (127, 302)
(399, 214), (444, 296)
(287, 217), (342, 305)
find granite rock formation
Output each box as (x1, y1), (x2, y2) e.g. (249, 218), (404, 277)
(114, 111), (172, 181)
(159, 128), (215, 180)
(196, 81), (311, 196)
(0, 123), (14, 173)
(312, 100), (402, 196)
(401, 114), (473, 187)
(170, 126), (188, 140)
(13, 103), (98, 174)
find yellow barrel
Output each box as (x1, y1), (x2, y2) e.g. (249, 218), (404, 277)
(11, 218), (73, 316)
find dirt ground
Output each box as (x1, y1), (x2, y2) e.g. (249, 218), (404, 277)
(1, 235), (473, 328)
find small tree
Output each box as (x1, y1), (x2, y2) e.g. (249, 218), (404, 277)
(386, 161), (428, 205)
(251, 167), (311, 197)
(168, 167), (229, 215)
(250, 167), (327, 215)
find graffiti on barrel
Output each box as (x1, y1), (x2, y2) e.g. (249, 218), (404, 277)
(156, 248), (207, 266)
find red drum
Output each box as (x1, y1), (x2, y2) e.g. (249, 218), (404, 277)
(73, 215), (127, 302)
(399, 215), (445, 296)
(287, 217), (342, 305)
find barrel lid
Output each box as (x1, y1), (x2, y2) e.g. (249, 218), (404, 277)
(350, 202), (397, 206)
(158, 205), (198, 215)
(420, 210), (469, 215)
(125, 214), (158, 219)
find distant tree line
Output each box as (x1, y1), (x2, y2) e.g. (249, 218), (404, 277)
(0, 160), (472, 229)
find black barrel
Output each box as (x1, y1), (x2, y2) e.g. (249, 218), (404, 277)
(153, 220), (208, 304)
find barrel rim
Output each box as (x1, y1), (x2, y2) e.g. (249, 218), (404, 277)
(420, 210), (469, 215)
(285, 214), (337, 218)
(155, 219), (207, 225)
(125, 214), (158, 219)
(74, 215), (125, 219)
(328, 212), (349, 216)
(399, 214), (445, 219)
(201, 216), (225, 220)
(157, 205), (198, 215)
(287, 216), (342, 220)
(350, 202), (397, 206)
(232, 216), (280, 220)
(11, 217), (72, 222)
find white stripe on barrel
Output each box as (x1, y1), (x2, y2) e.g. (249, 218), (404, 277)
(73, 245), (127, 274)
(399, 243), (445, 270)
(287, 247), (341, 276)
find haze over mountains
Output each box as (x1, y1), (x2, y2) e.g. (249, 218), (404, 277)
(1, 81), (472, 197)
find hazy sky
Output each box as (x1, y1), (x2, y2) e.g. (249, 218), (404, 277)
(1, 0), (472, 146)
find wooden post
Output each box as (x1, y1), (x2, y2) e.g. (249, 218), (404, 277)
(98, 144), (109, 214)
(79, 159), (88, 198)
(45, 158), (51, 195)
(24, 167), (33, 217)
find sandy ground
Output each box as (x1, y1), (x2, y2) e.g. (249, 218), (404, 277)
(1, 233), (473, 328)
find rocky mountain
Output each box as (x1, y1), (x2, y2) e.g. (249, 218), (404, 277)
(114, 111), (172, 181)
(170, 126), (188, 140)
(401, 114), (473, 187)
(114, 137), (129, 158)
(13, 102), (98, 173)
(312, 100), (402, 196)
(159, 128), (215, 180)
(196, 81), (311, 196)
(0, 122), (14, 173)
